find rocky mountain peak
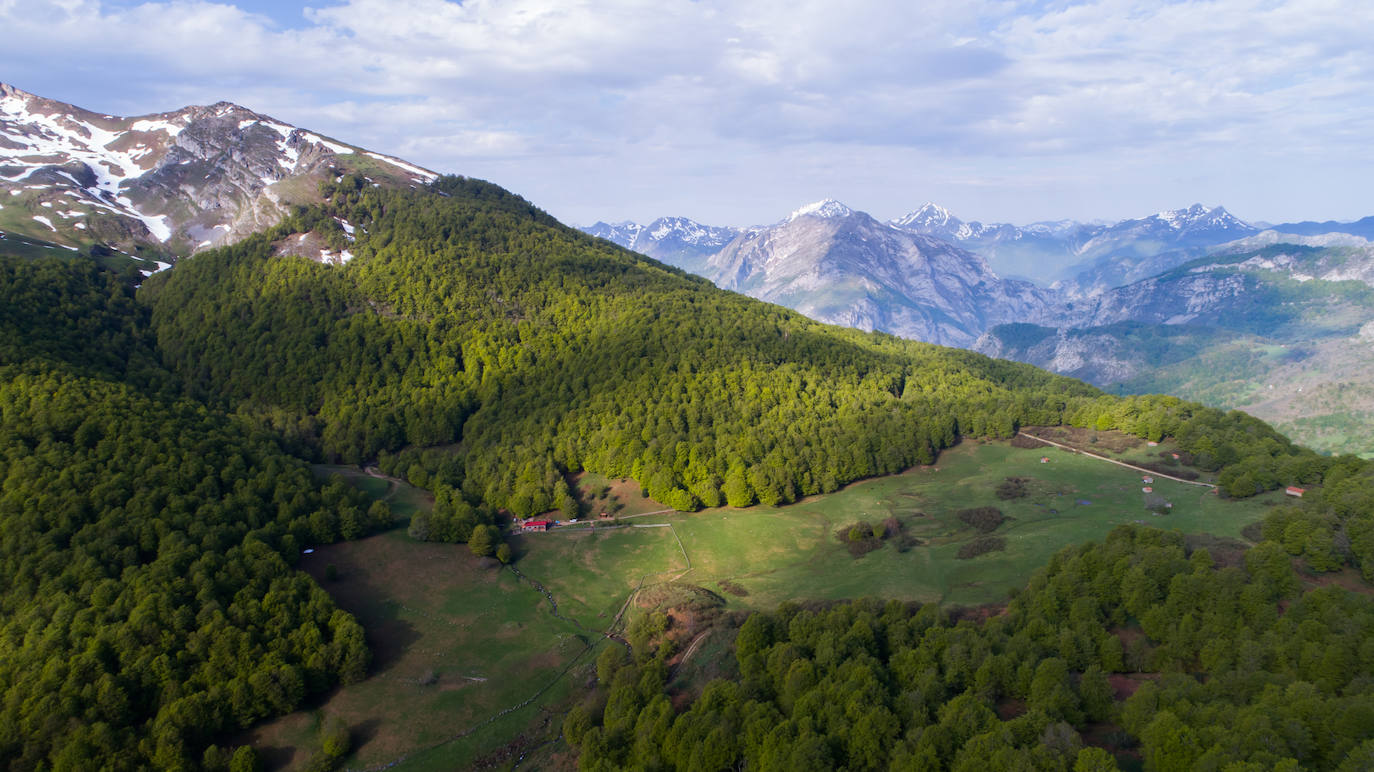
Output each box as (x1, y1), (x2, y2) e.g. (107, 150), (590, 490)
(786, 198), (855, 222)
(0, 82), (438, 265)
(892, 202), (961, 230)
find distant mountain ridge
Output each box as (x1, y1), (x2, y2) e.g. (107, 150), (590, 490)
(974, 241), (1374, 455)
(586, 199), (1060, 346)
(582, 216), (741, 273)
(579, 200), (1281, 346)
(0, 82), (435, 265)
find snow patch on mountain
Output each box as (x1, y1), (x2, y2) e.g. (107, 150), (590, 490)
(0, 82), (440, 257)
(364, 151), (438, 182)
(787, 199), (854, 222)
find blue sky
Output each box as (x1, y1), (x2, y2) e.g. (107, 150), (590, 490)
(4, 0), (1372, 227)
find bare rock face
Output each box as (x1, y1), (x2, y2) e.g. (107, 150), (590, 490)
(697, 200), (1061, 347)
(586, 200), (1062, 347)
(0, 82), (436, 262)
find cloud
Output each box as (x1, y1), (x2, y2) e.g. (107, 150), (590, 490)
(2, 0), (1371, 223)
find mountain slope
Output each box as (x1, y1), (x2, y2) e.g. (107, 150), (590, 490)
(146, 179), (1124, 517)
(1269, 215), (1374, 240)
(1060, 204), (1259, 292)
(701, 199), (1060, 346)
(976, 242), (1374, 455)
(0, 82), (433, 264)
(582, 216), (741, 274)
(890, 202), (1097, 283)
(0, 255), (387, 770)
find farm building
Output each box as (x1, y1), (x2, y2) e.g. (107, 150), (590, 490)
(1142, 476), (1154, 484)
(1285, 487), (1306, 498)
(1142, 486), (1153, 493)
(522, 520), (552, 532)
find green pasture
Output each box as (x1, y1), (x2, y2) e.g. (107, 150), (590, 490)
(245, 529), (602, 771)
(547, 439), (1276, 610)
(255, 440), (1278, 769)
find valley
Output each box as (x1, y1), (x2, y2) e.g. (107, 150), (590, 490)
(247, 436), (1278, 770)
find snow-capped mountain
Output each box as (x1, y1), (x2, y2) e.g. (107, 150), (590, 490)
(583, 215), (741, 273)
(889, 202), (1260, 289)
(889, 203), (1095, 283)
(0, 82), (435, 262)
(786, 198), (855, 222)
(890, 202), (987, 241)
(1061, 204), (1259, 292)
(703, 200), (1060, 346)
(586, 199), (1061, 346)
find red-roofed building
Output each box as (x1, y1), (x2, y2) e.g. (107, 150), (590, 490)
(1285, 487), (1306, 498)
(522, 520), (552, 532)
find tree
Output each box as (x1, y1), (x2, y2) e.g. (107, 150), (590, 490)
(468, 524), (498, 558)
(229, 746), (261, 772)
(1073, 747), (1120, 771)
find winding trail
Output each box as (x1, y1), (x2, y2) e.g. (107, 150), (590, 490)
(1017, 432), (1216, 489)
(362, 466), (400, 501)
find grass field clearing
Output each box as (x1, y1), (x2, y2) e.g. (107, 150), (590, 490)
(252, 439), (1279, 769)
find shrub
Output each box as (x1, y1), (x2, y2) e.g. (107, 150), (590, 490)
(836, 521), (883, 558)
(996, 477), (1029, 500)
(958, 506), (1006, 533)
(957, 536), (1006, 560)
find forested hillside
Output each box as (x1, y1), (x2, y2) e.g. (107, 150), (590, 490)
(570, 527), (1374, 771)
(0, 258), (390, 770)
(142, 176), (1327, 523)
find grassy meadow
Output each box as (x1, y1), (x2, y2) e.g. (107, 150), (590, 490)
(251, 437), (1280, 770)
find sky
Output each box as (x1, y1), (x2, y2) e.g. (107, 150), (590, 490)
(3, 0), (1372, 227)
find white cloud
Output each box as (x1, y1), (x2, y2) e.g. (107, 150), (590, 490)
(1, 0), (1371, 224)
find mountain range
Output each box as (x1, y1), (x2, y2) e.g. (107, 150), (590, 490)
(584, 202), (1374, 456)
(6, 80), (1374, 457)
(0, 82), (434, 267)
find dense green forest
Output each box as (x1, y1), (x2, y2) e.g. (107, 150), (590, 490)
(0, 258), (390, 770)
(142, 176), (1337, 523)
(570, 527), (1374, 771)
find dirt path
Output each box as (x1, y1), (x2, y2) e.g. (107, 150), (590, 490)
(1018, 433), (1216, 489)
(363, 466), (401, 501)
(677, 630), (709, 669)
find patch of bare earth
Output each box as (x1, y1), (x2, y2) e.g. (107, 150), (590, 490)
(996, 699), (1027, 720)
(948, 603), (1007, 624)
(1021, 426), (1144, 455)
(1080, 722), (1142, 764)
(1107, 673), (1160, 701)
(570, 472), (667, 517)
(1298, 566), (1374, 596)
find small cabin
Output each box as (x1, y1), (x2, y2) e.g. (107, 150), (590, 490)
(1147, 441), (1159, 447)
(1142, 476), (1154, 484)
(1142, 486), (1153, 493)
(1040, 457), (1050, 463)
(1285, 487), (1306, 498)
(522, 520), (552, 532)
